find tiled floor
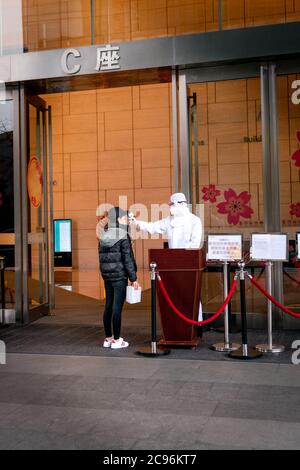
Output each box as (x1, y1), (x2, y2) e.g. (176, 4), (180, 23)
(1, 285), (299, 364)
(0, 286), (300, 449)
(0, 354), (300, 449)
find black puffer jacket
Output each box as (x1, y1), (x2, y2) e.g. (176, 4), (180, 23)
(99, 235), (137, 283)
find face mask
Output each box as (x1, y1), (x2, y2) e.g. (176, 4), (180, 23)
(170, 204), (188, 217)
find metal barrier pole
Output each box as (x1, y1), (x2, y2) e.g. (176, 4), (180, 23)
(211, 261), (239, 352)
(211, 264), (241, 335)
(228, 264), (241, 334)
(0, 256), (5, 310)
(256, 261), (285, 353)
(137, 262), (170, 357)
(229, 261), (262, 360)
(151, 262), (157, 354)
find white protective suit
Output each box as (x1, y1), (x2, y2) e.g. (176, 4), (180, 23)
(135, 193), (202, 249)
(134, 193), (203, 320)
(137, 211), (202, 249)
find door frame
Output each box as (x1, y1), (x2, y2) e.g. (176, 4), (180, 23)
(173, 59), (300, 327)
(12, 58), (299, 326)
(19, 88), (54, 323)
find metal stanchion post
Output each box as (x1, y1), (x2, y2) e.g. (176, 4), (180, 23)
(211, 265), (241, 335)
(211, 261), (239, 352)
(136, 262), (170, 357)
(229, 261), (262, 360)
(0, 257), (5, 310)
(228, 265), (241, 334)
(255, 261), (285, 353)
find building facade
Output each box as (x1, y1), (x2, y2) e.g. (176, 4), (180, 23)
(0, 0), (299, 327)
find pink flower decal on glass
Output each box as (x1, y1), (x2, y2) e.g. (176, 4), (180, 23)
(202, 184), (221, 203)
(290, 202), (300, 218)
(291, 132), (300, 167)
(217, 189), (254, 225)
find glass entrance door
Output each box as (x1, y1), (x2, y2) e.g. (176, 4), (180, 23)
(187, 77), (267, 318)
(0, 90), (16, 321)
(24, 95), (52, 321)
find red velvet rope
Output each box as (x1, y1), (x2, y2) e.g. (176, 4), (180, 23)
(157, 276), (238, 326)
(249, 275), (300, 319)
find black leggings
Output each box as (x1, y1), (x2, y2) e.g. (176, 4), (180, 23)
(103, 279), (127, 340)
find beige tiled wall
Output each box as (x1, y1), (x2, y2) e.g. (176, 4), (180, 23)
(22, 0), (218, 51)
(42, 83), (173, 297)
(189, 78), (264, 236)
(189, 76), (300, 239)
(278, 74), (300, 234)
(222, 0), (300, 28)
(23, 0), (300, 52)
(43, 76), (300, 301)
(23, 0), (92, 51)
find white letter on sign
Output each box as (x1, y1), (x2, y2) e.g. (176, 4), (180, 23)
(291, 340), (300, 365)
(291, 80), (300, 105)
(61, 48), (81, 75)
(95, 45), (120, 71)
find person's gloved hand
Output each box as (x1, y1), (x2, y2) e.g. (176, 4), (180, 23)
(128, 212), (136, 225)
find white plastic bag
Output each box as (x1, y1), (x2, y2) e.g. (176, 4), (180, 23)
(126, 285), (142, 304)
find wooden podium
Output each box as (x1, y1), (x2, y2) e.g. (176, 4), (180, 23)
(149, 249), (205, 348)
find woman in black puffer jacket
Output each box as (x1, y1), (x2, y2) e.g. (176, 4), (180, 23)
(98, 207), (139, 350)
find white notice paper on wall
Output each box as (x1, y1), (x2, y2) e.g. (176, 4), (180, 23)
(251, 233), (288, 261)
(297, 232), (300, 260)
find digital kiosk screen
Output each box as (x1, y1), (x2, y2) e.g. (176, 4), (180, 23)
(54, 219), (72, 267)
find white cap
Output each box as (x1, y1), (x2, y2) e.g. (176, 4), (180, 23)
(170, 192), (187, 204)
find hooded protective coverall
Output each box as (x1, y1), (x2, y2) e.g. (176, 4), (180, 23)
(135, 193), (203, 320)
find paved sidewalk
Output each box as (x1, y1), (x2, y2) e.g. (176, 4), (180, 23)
(0, 353), (300, 450)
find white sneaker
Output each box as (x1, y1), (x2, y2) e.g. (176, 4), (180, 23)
(103, 337), (114, 348)
(111, 338), (129, 349)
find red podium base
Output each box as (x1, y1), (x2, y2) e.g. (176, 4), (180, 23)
(149, 249), (205, 348)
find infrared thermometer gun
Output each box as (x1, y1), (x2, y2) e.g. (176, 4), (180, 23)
(128, 211), (140, 225)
